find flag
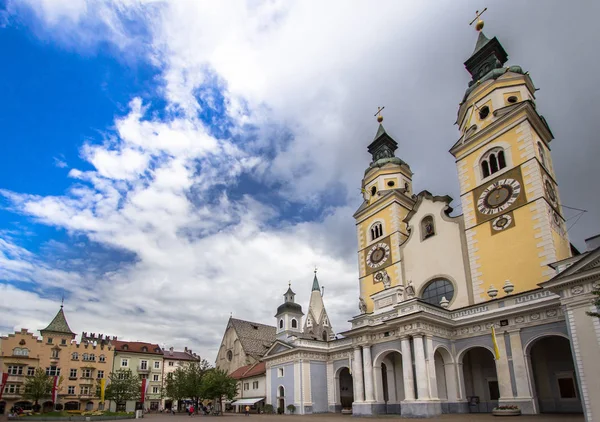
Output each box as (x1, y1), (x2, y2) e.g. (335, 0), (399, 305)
(0, 372), (9, 400)
(100, 378), (106, 403)
(51, 376), (59, 403)
(140, 378), (149, 403)
(491, 326), (500, 360)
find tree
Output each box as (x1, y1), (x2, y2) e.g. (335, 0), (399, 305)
(200, 368), (238, 413)
(587, 288), (600, 318)
(103, 369), (140, 411)
(164, 368), (187, 411)
(181, 360), (212, 413)
(22, 368), (54, 406)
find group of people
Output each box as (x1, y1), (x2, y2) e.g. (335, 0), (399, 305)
(185, 404), (214, 416)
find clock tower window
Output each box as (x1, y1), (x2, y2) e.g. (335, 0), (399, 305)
(370, 222), (383, 241)
(480, 147), (506, 179)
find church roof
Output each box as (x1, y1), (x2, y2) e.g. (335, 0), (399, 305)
(471, 31), (491, 55)
(229, 318), (276, 359)
(312, 273), (320, 291)
(41, 306), (75, 336)
(229, 361), (266, 380)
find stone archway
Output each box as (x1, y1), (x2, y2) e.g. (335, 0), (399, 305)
(460, 347), (498, 413)
(527, 335), (583, 414)
(373, 350), (404, 414)
(433, 346), (459, 412)
(336, 367), (353, 412)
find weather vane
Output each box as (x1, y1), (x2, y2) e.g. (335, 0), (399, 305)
(314, 266), (318, 274)
(374, 106), (385, 123)
(288, 280), (291, 287)
(469, 8), (487, 31)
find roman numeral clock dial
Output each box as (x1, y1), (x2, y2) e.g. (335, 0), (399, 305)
(477, 178), (522, 215)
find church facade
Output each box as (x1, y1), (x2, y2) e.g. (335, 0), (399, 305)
(226, 23), (600, 421)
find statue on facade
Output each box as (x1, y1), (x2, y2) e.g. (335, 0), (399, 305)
(359, 298), (367, 314)
(374, 269), (392, 289)
(405, 281), (415, 299)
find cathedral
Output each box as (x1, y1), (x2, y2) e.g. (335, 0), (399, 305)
(217, 19), (600, 421)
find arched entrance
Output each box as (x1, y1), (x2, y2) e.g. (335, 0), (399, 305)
(14, 401), (33, 411)
(42, 401), (54, 412)
(277, 386), (285, 413)
(373, 350), (404, 414)
(64, 401), (80, 411)
(433, 346), (459, 411)
(336, 367), (353, 412)
(528, 335), (583, 414)
(460, 347), (498, 413)
(85, 402), (94, 411)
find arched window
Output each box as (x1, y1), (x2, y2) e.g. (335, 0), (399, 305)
(538, 142), (546, 168)
(279, 386), (285, 397)
(279, 319), (284, 329)
(89, 354), (95, 361)
(370, 222), (383, 241)
(421, 216), (435, 240)
(82, 353), (89, 361)
(421, 278), (455, 307)
(322, 332), (328, 341)
(480, 148), (507, 179)
(226, 350), (233, 362)
(72, 352), (79, 360)
(291, 319), (297, 329)
(99, 354), (105, 362)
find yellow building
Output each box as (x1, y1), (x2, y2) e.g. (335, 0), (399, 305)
(0, 306), (115, 413)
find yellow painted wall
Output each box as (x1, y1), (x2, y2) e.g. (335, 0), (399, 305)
(470, 202), (545, 300)
(359, 261), (402, 313)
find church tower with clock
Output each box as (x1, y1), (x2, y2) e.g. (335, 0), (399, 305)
(450, 25), (572, 301)
(353, 121), (415, 312)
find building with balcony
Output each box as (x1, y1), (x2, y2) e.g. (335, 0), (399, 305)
(111, 340), (163, 412)
(0, 305), (115, 414)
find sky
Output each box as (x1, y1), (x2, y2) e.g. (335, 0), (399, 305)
(0, 0), (598, 362)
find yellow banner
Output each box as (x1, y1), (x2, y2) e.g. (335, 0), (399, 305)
(100, 378), (106, 402)
(491, 326), (500, 360)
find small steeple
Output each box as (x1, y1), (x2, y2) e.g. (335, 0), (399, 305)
(312, 268), (320, 291)
(41, 305), (76, 337)
(367, 123), (399, 163)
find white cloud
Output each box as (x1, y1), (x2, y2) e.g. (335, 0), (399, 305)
(2, 0), (599, 361)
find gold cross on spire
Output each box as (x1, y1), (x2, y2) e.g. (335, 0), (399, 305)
(288, 280), (291, 287)
(374, 106), (385, 123)
(314, 266), (318, 275)
(469, 8), (487, 31)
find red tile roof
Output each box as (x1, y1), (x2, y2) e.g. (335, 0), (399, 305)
(229, 361), (266, 380)
(113, 340), (162, 355)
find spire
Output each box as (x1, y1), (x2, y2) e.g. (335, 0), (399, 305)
(367, 123), (398, 163)
(464, 30), (508, 85)
(471, 31), (491, 55)
(41, 305), (75, 336)
(312, 268), (320, 291)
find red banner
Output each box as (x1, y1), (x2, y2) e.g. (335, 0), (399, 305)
(51, 375), (59, 403)
(0, 372), (9, 400)
(140, 378), (147, 403)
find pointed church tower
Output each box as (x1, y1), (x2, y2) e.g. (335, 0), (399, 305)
(40, 303), (76, 342)
(274, 283), (304, 340)
(450, 20), (571, 302)
(303, 270), (334, 341)
(353, 116), (416, 312)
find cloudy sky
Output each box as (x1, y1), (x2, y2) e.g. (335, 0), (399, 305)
(0, 0), (598, 361)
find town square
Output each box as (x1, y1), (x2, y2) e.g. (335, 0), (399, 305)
(1, 1), (599, 422)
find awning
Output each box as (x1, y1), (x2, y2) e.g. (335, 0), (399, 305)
(230, 398), (265, 406)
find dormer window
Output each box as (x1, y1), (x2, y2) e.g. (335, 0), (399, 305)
(370, 222), (383, 241)
(122, 345), (128, 351)
(480, 147), (507, 179)
(141, 346), (148, 353)
(421, 216), (435, 240)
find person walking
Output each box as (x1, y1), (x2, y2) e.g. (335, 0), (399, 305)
(245, 405), (250, 416)
(189, 405), (194, 417)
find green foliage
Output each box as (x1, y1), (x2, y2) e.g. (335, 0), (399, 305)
(286, 404), (296, 414)
(277, 407), (284, 414)
(164, 368), (187, 404)
(587, 288), (600, 318)
(199, 368), (238, 400)
(102, 369), (140, 407)
(22, 368), (54, 405)
(263, 404), (274, 414)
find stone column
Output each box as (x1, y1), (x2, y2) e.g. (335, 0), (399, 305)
(508, 330), (532, 399)
(413, 335), (430, 400)
(362, 345), (375, 402)
(494, 332), (514, 401)
(401, 336), (415, 400)
(352, 347), (365, 403)
(425, 336), (439, 399)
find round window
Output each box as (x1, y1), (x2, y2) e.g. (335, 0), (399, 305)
(387, 180), (395, 187)
(421, 279), (454, 307)
(226, 350), (233, 361)
(479, 106), (490, 120)
(507, 96), (518, 104)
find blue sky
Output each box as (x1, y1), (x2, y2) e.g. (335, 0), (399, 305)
(1, 0), (598, 360)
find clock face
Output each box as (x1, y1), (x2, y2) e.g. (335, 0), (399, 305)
(544, 178), (557, 205)
(477, 178), (521, 215)
(366, 242), (391, 269)
(492, 214), (512, 231)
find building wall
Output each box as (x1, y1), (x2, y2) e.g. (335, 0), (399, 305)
(401, 198), (471, 309)
(215, 326), (248, 375)
(309, 362), (328, 413)
(269, 364), (294, 412)
(112, 351), (163, 409)
(239, 374), (266, 399)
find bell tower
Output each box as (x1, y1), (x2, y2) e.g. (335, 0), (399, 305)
(450, 18), (571, 302)
(353, 111), (415, 313)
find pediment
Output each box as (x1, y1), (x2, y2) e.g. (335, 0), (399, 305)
(263, 340), (294, 357)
